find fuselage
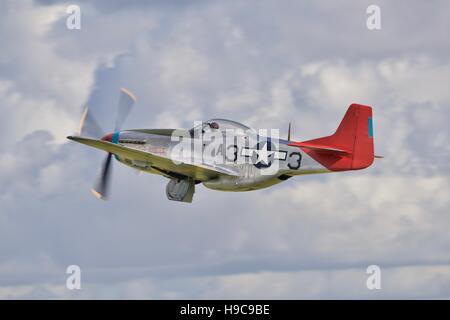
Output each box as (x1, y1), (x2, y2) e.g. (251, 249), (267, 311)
(103, 121), (329, 192)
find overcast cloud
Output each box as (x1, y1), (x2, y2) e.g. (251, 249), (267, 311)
(1, 0), (450, 299)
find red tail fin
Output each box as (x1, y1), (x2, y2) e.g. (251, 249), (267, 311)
(289, 104), (374, 171)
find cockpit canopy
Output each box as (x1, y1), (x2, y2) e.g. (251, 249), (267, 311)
(189, 119), (252, 137)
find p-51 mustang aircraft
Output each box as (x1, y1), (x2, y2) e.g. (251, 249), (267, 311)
(67, 88), (381, 203)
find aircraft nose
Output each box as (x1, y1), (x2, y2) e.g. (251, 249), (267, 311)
(101, 133), (113, 142)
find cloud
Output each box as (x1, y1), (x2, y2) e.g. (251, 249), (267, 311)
(0, 1), (93, 144)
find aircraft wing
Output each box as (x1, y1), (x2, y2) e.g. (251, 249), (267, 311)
(67, 136), (239, 181)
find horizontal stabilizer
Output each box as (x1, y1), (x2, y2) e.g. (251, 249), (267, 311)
(288, 141), (350, 155)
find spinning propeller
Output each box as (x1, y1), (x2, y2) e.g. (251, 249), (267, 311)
(77, 88), (137, 200)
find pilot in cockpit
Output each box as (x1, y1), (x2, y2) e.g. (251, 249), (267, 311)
(189, 121), (219, 138)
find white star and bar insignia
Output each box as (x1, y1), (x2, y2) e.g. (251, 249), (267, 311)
(241, 143), (287, 165)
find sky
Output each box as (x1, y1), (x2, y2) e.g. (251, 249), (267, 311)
(0, 0), (450, 299)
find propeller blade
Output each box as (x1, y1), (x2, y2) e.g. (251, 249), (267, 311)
(89, 88), (136, 199)
(91, 153), (113, 200)
(78, 106), (105, 138)
(114, 87), (137, 131)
